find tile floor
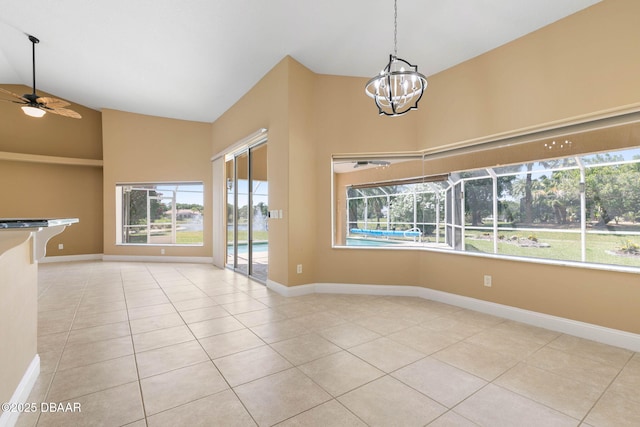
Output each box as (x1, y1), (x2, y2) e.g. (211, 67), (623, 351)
(15, 261), (640, 427)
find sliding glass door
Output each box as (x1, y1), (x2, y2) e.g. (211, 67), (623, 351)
(225, 142), (268, 282)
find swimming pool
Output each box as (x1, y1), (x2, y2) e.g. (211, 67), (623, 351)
(346, 238), (402, 247)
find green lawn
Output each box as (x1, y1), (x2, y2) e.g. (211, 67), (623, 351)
(466, 230), (640, 267)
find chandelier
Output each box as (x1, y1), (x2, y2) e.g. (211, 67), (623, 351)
(365, 0), (427, 116)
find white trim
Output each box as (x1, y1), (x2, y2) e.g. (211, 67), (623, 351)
(39, 253), (103, 264)
(267, 281), (640, 353)
(211, 128), (268, 161)
(0, 355), (40, 427)
(266, 279), (315, 297)
(0, 151), (103, 167)
(102, 255), (213, 263)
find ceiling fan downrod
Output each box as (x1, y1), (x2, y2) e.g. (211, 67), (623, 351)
(28, 35), (39, 98)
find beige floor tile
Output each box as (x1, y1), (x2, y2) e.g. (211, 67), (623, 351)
(433, 341), (518, 381)
(127, 303), (176, 320)
(393, 357), (487, 408)
(58, 335), (134, 370)
(212, 292), (253, 304)
(66, 321), (131, 346)
(179, 305), (230, 323)
(167, 289), (210, 303)
(161, 284), (200, 296)
(172, 297), (218, 311)
(71, 309), (129, 330)
(235, 368), (331, 426)
(526, 346), (620, 390)
(76, 299), (128, 316)
(39, 350), (62, 374)
(353, 315), (416, 335)
(427, 411), (479, 427)
(338, 376), (446, 427)
(495, 363), (602, 419)
(37, 332), (68, 354)
(454, 384), (578, 427)
(584, 389), (640, 427)
(273, 301), (319, 318)
(318, 322), (381, 349)
(147, 389), (256, 427)
(606, 358), (640, 403)
(293, 312), (346, 331)
(37, 381), (144, 427)
(188, 315), (246, 339)
(275, 400), (366, 426)
(140, 361), (229, 415)
(298, 351), (384, 397)
(271, 333), (341, 366)
(492, 320), (561, 345)
(388, 325), (460, 355)
(349, 337), (424, 373)
(548, 334), (633, 368)
(221, 299), (269, 315)
(201, 285), (239, 297)
(421, 314), (491, 340)
(465, 328), (547, 360)
(234, 308), (287, 328)
(47, 355), (138, 402)
(125, 288), (166, 300)
(254, 293), (291, 307)
(136, 340), (209, 378)
(129, 312), (185, 335)
(214, 345), (292, 386)
(132, 325), (195, 352)
(250, 319), (309, 344)
(126, 294), (171, 309)
(199, 328), (265, 359)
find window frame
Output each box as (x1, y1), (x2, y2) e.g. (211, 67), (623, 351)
(331, 111), (640, 274)
(115, 181), (204, 246)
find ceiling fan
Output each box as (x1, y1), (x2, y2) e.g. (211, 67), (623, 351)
(0, 35), (81, 119)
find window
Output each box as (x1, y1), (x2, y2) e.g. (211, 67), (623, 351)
(333, 122), (640, 271)
(116, 182), (204, 245)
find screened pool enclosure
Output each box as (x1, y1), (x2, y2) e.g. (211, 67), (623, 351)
(337, 145), (640, 269)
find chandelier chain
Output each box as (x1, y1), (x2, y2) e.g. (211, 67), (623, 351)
(393, 0), (398, 57)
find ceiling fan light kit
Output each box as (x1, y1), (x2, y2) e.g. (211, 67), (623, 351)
(0, 34), (81, 119)
(365, 0), (427, 116)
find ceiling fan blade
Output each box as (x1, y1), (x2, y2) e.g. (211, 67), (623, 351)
(36, 97), (70, 108)
(0, 87), (28, 102)
(46, 107), (82, 119)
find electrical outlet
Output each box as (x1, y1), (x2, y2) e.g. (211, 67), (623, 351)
(58, 243), (63, 250)
(296, 264), (302, 274)
(161, 248), (165, 255)
(484, 275), (492, 287)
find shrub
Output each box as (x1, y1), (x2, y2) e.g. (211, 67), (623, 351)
(619, 240), (640, 254)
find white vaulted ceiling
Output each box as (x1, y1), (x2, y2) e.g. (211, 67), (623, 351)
(0, 0), (600, 123)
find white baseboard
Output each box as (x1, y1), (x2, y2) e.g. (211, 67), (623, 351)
(267, 281), (640, 353)
(102, 255), (213, 264)
(0, 355), (40, 427)
(39, 253), (103, 264)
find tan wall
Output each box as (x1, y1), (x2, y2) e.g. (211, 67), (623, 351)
(0, 85), (103, 256)
(102, 109), (213, 257)
(416, 0), (640, 149)
(0, 234), (37, 404)
(287, 59), (317, 285)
